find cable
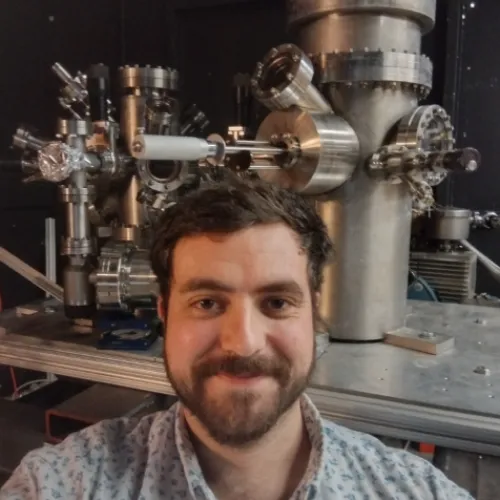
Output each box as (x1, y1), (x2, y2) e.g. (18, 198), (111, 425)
(9, 366), (18, 394)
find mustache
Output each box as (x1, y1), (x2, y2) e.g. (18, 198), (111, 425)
(194, 353), (291, 384)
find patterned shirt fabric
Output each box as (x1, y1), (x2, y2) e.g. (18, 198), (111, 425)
(0, 394), (472, 500)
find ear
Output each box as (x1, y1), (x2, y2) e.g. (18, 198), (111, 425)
(157, 295), (165, 322)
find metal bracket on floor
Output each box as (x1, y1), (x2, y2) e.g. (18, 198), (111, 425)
(384, 327), (455, 355)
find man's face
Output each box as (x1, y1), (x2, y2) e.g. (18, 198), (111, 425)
(160, 223), (315, 446)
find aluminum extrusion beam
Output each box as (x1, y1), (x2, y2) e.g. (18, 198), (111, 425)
(1, 300), (500, 455)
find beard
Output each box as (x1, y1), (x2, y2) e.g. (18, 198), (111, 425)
(165, 341), (315, 447)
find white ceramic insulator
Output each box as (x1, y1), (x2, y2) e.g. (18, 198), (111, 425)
(132, 134), (213, 161)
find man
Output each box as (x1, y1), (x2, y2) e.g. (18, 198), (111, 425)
(1, 176), (471, 499)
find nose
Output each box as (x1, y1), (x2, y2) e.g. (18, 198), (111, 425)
(219, 299), (267, 356)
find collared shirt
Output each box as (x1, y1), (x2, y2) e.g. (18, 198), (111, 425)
(0, 395), (472, 499)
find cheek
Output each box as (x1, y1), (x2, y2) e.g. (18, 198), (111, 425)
(271, 317), (315, 370)
(164, 308), (218, 375)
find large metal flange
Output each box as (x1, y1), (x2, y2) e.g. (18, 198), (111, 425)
(287, 0), (436, 34)
(255, 106), (360, 195)
(118, 65), (179, 91)
(368, 104), (456, 215)
(394, 104), (454, 152)
(314, 50), (433, 98)
(137, 159), (189, 194)
(251, 44), (332, 113)
(394, 104), (455, 189)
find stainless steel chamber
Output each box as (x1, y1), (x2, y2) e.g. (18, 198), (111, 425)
(7, 1), (480, 344)
(245, 0), (479, 340)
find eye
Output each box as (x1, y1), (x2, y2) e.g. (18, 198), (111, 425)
(266, 298), (288, 309)
(261, 297), (292, 315)
(190, 297), (225, 316)
(197, 299), (218, 310)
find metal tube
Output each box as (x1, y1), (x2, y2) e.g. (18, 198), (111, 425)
(248, 165), (282, 170)
(61, 133), (95, 317)
(45, 218), (57, 298)
(225, 145), (285, 156)
(65, 170), (91, 242)
(460, 240), (500, 284)
(0, 247), (64, 302)
(120, 174), (143, 231)
(52, 63), (77, 88)
(235, 140), (272, 147)
(121, 95), (146, 154)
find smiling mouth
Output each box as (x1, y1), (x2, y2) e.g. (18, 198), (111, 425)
(215, 373), (267, 384)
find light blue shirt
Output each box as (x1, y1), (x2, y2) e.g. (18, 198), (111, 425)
(0, 395), (472, 499)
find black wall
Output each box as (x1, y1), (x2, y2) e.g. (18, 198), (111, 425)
(0, 0), (453, 308)
(440, 0), (500, 295)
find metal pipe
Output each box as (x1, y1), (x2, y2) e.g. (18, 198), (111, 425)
(225, 145), (285, 156)
(45, 218), (57, 298)
(52, 63), (78, 88)
(120, 174), (144, 231)
(252, 43), (332, 113)
(12, 128), (46, 152)
(460, 240), (500, 284)
(235, 140), (271, 147)
(0, 247), (63, 302)
(60, 131), (95, 317)
(248, 165), (282, 170)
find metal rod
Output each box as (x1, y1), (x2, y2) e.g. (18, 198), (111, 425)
(248, 165), (282, 170)
(52, 63), (76, 88)
(45, 218), (57, 298)
(235, 140), (272, 147)
(225, 145), (285, 156)
(0, 247), (64, 303)
(42, 218), (58, 381)
(460, 239), (500, 284)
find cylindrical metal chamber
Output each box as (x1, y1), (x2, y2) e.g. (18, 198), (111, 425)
(59, 128), (96, 318)
(430, 208), (472, 241)
(288, 0), (436, 341)
(255, 107), (359, 194)
(94, 242), (158, 312)
(118, 65), (180, 232)
(251, 44), (332, 113)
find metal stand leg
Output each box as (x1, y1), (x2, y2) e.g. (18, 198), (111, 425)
(44, 217), (58, 384)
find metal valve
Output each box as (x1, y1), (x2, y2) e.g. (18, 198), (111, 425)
(471, 211), (500, 230)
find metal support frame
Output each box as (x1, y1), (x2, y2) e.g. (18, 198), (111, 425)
(438, 0), (466, 205)
(434, 448), (500, 500)
(0, 300), (500, 458)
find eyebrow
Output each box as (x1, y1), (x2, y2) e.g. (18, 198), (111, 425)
(178, 278), (304, 298)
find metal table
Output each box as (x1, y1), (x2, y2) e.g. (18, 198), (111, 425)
(1, 300), (500, 455)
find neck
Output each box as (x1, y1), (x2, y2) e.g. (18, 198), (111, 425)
(184, 399), (311, 500)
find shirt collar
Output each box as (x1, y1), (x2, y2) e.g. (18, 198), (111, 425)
(174, 393), (327, 499)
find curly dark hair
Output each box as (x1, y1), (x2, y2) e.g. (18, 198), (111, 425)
(150, 173), (333, 298)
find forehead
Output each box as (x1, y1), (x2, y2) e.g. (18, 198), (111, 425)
(170, 223), (308, 287)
